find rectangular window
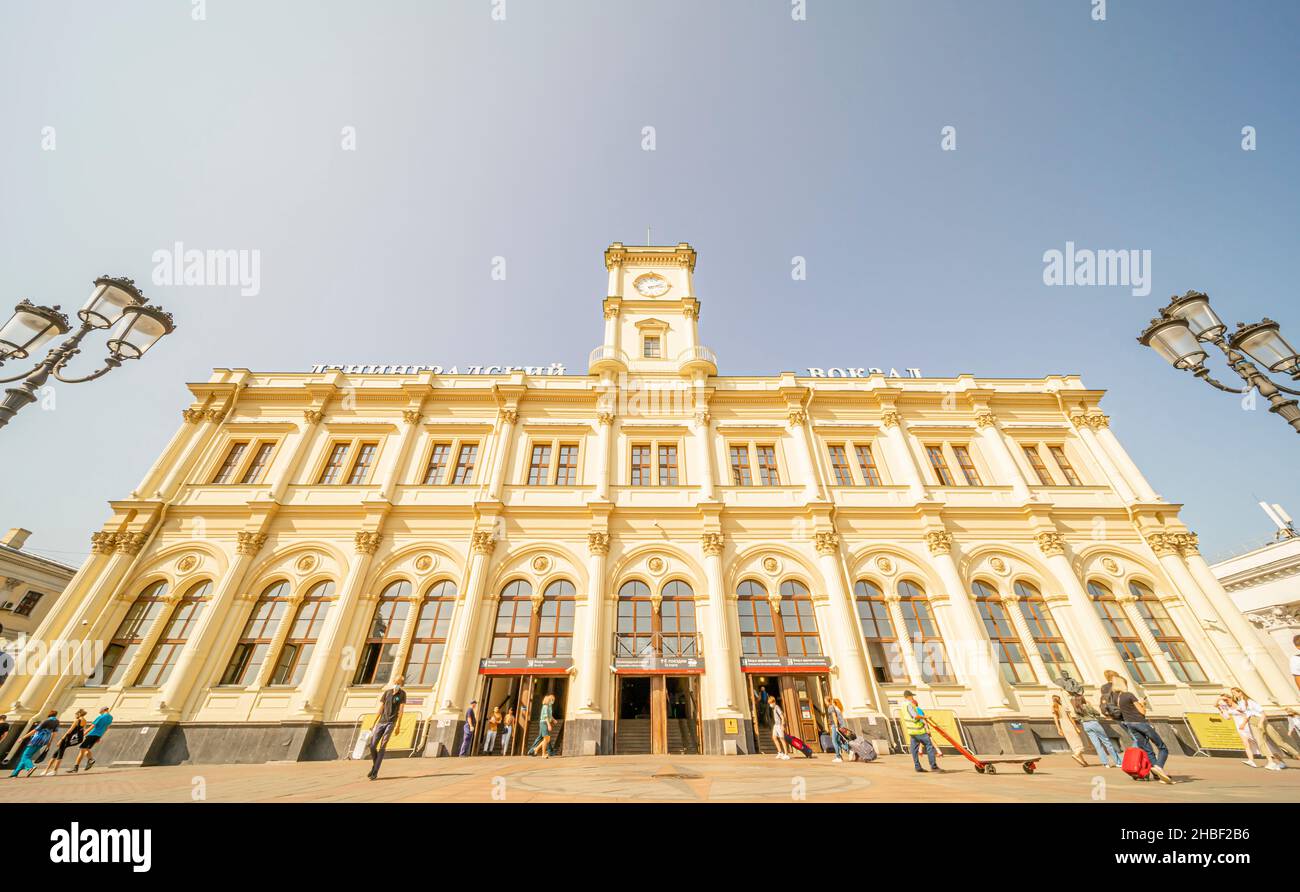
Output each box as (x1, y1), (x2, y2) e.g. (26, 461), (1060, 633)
(527, 444), (553, 485)
(1049, 445), (1081, 486)
(212, 442), (249, 484)
(630, 444), (652, 486)
(729, 445), (752, 486)
(346, 442), (378, 484)
(1023, 445), (1054, 485)
(756, 445), (780, 486)
(827, 444), (854, 486)
(423, 443), (451, 484)
(452, 443), (478, 484)
(239, 442), (275, 484)
(658, 444), (679, 486)
(317, 443), (349, 485)
(855, 444), (882, 486)
(643, 335), (661, 358)
(13, 591), (42, 617)
(555, 444), (579, 485)
(926, 445), (955, 486)
(952, 445), (982, 486)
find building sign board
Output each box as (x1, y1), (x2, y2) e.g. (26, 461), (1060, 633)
(895, 706), (961, 745)
(1184, 713), (1246, 752)
(739, 655), (831, 671)
(613, 655), (704, 673)
(479, 657), (574, 674)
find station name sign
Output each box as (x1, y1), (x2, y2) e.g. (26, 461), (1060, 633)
(739, 655), (832, 670)
(614, 655), (705, 673)
(479, 657), (574, 673)
(806, 367), (923, 378)
(311, 363), (568, 375)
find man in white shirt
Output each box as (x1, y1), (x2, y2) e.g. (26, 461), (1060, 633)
(1291, 634), (1300, 693)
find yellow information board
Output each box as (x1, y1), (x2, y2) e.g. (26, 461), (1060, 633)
(360, 712), (420, 750)
(724, 718), (738, 735)
(1185, 712), (1245, 752)
(897, 706), (960, 745)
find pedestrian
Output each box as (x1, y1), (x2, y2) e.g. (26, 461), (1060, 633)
(825, 697), (851, 763)
(1071, 692), (1119, 767)
(1114, 683), (1173, 784)
(70, 707), (113, 773)
(527, 693), (557, 758)
(484, 706), (502, 756)
(1292, 633), (1300, 694)
(1052, 694), (1088, 766)
(366, 675), (406, 780)
(500, 707), (515, 755)
(770, 697), (792, 760)
(902, 690), (939, 774)
(459, 699), (477, 757)
(1217, 693), (1263, 768)
(1230, 686), (1298, 770)
(43, 709), (88, 776)
(9, 710), (59, 778)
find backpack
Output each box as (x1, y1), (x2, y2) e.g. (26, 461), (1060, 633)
(1101, 688), (1124, 721)
(1121, 746), (1151, 780)
(849, 737), (878, 762)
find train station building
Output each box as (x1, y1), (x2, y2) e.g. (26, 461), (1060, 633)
(3, 242), (1295, 766)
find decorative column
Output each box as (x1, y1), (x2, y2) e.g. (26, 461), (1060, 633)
(787, 409), (824, 502)
(434, 530), (496, 716)
(295, 530), (383, 718)
(1086, 413), (1159, 502)
(1036, 532), (1125, 685)
(1069, 413), (1136, 502)
(593, 411), (615, 501)
(924, 530), (1010, 711)
(813, 532), (876, 714)
(487, 408), (518, 500)
(569, 531), (610, 754)
(693, 406), (715, 501)
(1152, 532), (1296, 702)
(974, 412), (1032, 502)
(157, 531), (266, 717)
(701, 532), (744, 720)
(884, 592), (924, 685)
(880, 411), (927, 502)
(1000, 589), (1051, 683)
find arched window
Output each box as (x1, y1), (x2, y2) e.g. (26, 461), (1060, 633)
(136, 580), (213, 687)
(535, 580), (576, 659)
(90, 580), (169, 687)
(737, 579), (777, 658)
(1129, 581), (1206, 683)
(616, 580), (653, 658)
(353, 580), (411, 685)
(972, 580), (1034, 684)
(270, 580), (335, 686)
(491, 580), (534, 659)
(221, 580), (291, 686)
(897, 579), (954, 683)
(403, 579), (457, 686)
(1087, 581), (1159, 684)
(854, 579), (901, 683)
(1013, 581), (1079, 682)
(778, 580), (821, 658)
(659, 580), (697, 657)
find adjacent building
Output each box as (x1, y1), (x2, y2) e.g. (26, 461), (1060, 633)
(1213, 531), (1300, 683)
(0, 528), (76, 685)
(3, 242), (1295, 767)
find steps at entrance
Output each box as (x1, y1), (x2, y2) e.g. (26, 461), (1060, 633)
(615, 719), (652, 754)
(666, 718), (699, 755)
(754, 722), (775, 754)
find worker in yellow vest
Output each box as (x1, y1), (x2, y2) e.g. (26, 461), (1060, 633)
(903, 690), (940, 774)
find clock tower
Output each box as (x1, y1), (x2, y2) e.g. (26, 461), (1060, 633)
(589, 242), (717, 380)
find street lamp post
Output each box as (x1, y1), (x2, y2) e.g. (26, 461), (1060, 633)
(1138, 291), (1300, 436)
(0, 276), (175, 432)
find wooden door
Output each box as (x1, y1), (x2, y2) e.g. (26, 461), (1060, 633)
(650, 675), (667, 754)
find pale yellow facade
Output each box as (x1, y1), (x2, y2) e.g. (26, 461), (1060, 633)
(2, 242), (1293, 765)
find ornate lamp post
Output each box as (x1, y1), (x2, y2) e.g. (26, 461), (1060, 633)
(1138, 291), (1300, 436)
(0, 276), (175, 431)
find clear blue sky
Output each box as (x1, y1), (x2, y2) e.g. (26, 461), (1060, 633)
(1, 0), (1297, 565)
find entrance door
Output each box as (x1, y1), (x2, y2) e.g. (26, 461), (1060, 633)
(664, 676), (702, 754)
(616, 676), (653, 754)
(789, 675), (828, 747)
(478, 675), (568, 755)
(748, 674), (829, 752)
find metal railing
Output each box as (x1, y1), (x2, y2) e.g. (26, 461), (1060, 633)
(614, 631), (702, 660)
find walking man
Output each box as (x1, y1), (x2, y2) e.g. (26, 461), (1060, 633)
(1115, 686), (1173, 784)
(71, 707), (113, 773)
(367, 675), (406, 780)
(458, 699), (477, 757)
(902, 691), (939, 774)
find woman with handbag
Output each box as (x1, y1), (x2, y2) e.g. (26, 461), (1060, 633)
(1052, 694), (1088, 766)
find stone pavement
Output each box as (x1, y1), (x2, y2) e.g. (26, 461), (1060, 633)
(2, 752), (1298, 803)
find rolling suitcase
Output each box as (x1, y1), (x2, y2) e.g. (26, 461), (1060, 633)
(1121, 746), (1152, 781)
(848, 737), (878, 762)
(785, 734), (815, 758)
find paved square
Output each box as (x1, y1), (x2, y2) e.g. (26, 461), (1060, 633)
(2, 753), (1298, 803)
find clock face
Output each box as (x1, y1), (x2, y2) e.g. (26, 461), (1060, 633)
(633, 273), (670, 297)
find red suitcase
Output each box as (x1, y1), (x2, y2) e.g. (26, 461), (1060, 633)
(1121, 746), (1151, 781)
(785, 733), (815, 758)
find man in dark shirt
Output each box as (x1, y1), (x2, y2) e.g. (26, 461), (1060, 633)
(458, 700), (477, 757)
(1117, 689), (1173, 783)
(367, 676), (406, 781)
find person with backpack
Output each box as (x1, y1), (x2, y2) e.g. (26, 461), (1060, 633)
(1071, 692), (1119, 768)
(43, 709), (87, 776)
(1115, 685), (1173, 784)
(825, 697), (851, 763)
(902, 690), (940, 774)
(9, 710), (59, 778)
